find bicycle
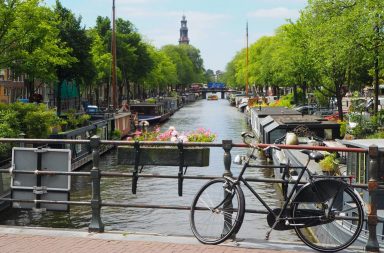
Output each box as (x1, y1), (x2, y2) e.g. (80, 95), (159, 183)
(190, 132), (364, 252)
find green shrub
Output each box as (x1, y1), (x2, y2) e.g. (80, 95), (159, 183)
(319, 152), (339, 174)
(112, 129), (122, 140)
(145, 98), (157, 104)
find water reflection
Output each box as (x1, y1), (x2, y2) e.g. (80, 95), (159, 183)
(0, 98), (297, 242)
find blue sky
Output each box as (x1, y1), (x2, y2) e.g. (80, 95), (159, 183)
(44, 0), (308, 72)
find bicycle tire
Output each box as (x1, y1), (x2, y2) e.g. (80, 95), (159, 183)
(190, 178), (245, 244)
(292, 184), (363, 252)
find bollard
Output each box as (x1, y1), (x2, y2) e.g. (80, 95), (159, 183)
(88, 135), (105, 233)
(222, 140), (236, 239)
(365, 145), (379, 252)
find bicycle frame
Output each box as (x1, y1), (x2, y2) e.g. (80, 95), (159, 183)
(232, 146), (311, 225)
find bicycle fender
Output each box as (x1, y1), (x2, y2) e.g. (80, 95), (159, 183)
(292, 179), (348, 203)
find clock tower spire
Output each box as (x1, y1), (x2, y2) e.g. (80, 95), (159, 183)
(179, 15), (189, 44)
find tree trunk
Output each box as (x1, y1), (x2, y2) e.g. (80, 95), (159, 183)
(118, 84), (123, 106)
(25, 79), (34, 99)
(57, 80), (62, 116)
(335, 84), (343, 121)
(374, 45), (379, 114)
(95, 88), (99, 107)
(76, 82), (81, 111)
(106, 80), (110, 107)
(293, 84), (298, 105)
(302, 81), (307, 99)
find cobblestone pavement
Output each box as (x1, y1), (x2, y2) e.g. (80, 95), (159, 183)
(0, 226), (364, 253)
(0, 233), (306, 253)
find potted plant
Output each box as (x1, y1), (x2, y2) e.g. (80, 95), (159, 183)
(319, 152), (339, 175)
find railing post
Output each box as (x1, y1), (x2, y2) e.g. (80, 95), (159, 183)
(19, 132), (25, 147)
(365, 145), (379, 252)
(88, 135), (104, 233)
(222, 140), (233, 177)
(222, 140), (236, 239)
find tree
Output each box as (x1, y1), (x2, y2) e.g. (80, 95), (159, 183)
(161, 44), (206, 90)
(114, 18), (154, 100)
(1, 0), (74, 99)
(352, 0), (384, 113)
(54, 0), (93, 115)
(300, 0), (367, 120)
(88, 29), (112, 106)
(144, 45), (177, 95)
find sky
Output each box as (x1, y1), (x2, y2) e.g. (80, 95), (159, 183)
(44, 0), (308, 72)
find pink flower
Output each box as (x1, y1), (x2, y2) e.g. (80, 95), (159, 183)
(179, 135), (188, 142)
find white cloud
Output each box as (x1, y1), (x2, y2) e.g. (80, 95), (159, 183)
(248, 7), (299, 19)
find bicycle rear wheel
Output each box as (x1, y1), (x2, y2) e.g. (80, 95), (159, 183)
(292, 186), (363, 252)
(190, 178), (245, 244)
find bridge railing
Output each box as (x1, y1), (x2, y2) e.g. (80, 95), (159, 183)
(0, 137), (382, 251)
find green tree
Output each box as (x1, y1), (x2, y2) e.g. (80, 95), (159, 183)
(1, 0), (74, 98)
(300, 0), (367, 120)
(161, 44), (205, 90)
(88, 29), (112, 106)
(54, 0), (93, 115)
(144, 45), (177, 95)
(353, 0), (384, 113)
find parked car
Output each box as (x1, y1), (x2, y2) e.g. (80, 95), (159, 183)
(294, 105), (317, 115)
(313, 109), (336, 117)
(85, 105), (100, 114)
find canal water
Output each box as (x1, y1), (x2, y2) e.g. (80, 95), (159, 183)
(0, 97), (297, 242)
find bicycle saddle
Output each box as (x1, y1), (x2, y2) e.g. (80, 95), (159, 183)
(300, 150), (324, 162)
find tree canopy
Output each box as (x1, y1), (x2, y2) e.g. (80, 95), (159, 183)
(222, 0), (384, 120)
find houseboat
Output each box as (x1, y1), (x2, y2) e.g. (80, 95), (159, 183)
(49, 116), (116, 171)
(340, 139), (384, 248)
(249, 107), (301, 141)
(160, 97), (179, 115)
(270, 136), (383, 249)
(129, 102), (170, 125)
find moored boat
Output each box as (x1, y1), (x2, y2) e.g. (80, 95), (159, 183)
(130, 102), (170, 126)
(271, 134), (384, 249)
(207, 94), (218, 100)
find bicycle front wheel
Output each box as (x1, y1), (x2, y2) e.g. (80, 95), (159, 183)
(292, 186), (363, 252)
(190, 178), (245, 244)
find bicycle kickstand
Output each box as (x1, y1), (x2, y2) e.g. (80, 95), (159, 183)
(265, 219), (279, 240)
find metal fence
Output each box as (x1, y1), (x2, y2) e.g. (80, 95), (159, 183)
(0, 136), (382, 251)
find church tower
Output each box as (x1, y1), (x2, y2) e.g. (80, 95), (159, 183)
(179, 15), (189, 44)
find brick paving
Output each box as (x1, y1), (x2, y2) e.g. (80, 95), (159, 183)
(0, 233), (304, 253)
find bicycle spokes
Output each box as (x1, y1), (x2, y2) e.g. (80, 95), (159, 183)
(190, 178), (245, 245)
(292, 186), (363, 252)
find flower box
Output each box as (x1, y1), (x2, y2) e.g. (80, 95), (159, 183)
(117, 146), (210, 167)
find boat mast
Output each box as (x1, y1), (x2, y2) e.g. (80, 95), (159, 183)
(111, 0), (117, 110)
(246, 21), (249, 97)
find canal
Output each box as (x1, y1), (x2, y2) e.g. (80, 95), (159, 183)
(0, 97), (297, 242)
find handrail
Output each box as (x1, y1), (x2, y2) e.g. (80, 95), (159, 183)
(0, 136), (381, 250)
(0, 138), (368, 152)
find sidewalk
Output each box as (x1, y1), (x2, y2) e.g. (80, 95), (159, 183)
(0, 226), (365, 253)
(0, 226), (314, 253)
